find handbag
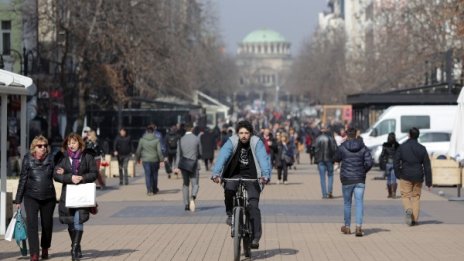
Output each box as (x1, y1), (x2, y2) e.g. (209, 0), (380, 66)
(178, 157), (197, 173)
(5, 210), (18, 241)
(66, 183), (97, 208)
(177, 138), (197, 173)
(13, 209), (28, 256)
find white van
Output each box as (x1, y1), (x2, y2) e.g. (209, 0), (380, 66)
(361, 105), (457, 164)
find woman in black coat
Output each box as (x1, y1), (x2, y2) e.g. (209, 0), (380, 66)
(379, 132), (400, 198)
(15, 135), (56, 261)
(54, 133), (97, 261)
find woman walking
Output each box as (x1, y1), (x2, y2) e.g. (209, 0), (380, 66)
(276, 135), (293, 184)
(379, 132), (400, 198)
(15, 135), (56, 261)
(54, 133), (98, 261)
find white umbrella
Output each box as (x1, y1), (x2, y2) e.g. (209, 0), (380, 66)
(448, 87), (464, 162)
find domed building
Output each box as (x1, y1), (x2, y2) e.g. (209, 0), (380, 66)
(236, 29), (292, 108)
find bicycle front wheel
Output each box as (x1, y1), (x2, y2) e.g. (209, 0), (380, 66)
(233, 207), (243, 261)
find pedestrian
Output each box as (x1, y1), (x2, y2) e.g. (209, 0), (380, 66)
(314, 127), (338, 198)
(135, 125), (165, 196)
(54, 133), (98, 261)
(334, 127), (373, 237)
(379, 132), (400, 198)
(261, 128), (277, 169)
(394, 127), (432, 226)
(276, 134), (293, 184)
(165, 125), (180, 177)
(174, 122), (201, 211)
(113, 127), (132, 185)
(14, 135), (56, 261)
(211, 120), (271, 250)
(200, 127), (216, 171)
(85, 130), (106, 189)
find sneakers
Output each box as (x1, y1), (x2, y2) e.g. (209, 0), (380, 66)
(250, 239), (259, 249)
(283, 181), (288, 185)
(189, 197), (196, 212)
(185, 205), (190, 211)
(355, 226), (363, 237)
(147, 192), (154, 196)
(226, 215), (232, 226)
(341, 226), (351, 234)
(405, 209), (413, 226)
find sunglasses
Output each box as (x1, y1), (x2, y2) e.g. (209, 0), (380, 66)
(36, 144), (48, 148)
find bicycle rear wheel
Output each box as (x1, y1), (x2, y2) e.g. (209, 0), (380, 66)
(233, 207), (243, 261)
(243, 214), (251, 258)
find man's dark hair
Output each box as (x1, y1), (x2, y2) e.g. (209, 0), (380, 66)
(235, 120), (254, 134)
(346, 127), (357, 139)
(184, 122), (194, 130)
(409, 127), (420, 139)
(146, 125), (154, 133)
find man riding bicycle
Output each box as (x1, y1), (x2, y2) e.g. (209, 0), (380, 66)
(212, 120), (271, 249)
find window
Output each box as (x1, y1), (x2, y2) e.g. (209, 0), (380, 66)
(400, 116), (430, 132)
(370, 119), (395, 137)
(419, 132), (450, 143)
(1, 20), (11, 55)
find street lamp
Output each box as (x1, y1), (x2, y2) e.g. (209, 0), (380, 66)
(2, 48), (23, 74)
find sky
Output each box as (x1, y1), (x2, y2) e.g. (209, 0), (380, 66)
(213, 0), (328, 55)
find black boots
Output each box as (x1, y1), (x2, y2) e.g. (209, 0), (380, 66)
(71, 230), (83, 261)
(392, 183), (397, 198)
(387, 184), (398, 198)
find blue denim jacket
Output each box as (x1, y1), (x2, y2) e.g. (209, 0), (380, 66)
(212, 135), (271, 184)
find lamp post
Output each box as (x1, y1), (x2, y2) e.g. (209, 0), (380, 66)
(1, 48), (23, 74)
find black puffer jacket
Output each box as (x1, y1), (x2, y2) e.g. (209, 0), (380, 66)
(15, 153), (56, 203)
(334, 138), (373, 185)
(394, 139), (432, 186)
(54, 150), (98, 224)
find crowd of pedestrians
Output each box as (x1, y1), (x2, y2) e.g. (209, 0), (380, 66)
(11, 108), (435, 260)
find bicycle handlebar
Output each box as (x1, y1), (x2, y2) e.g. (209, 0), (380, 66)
(222, 178), (259, 181)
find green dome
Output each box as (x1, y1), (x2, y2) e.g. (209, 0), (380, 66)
(242, 29), (286, 43)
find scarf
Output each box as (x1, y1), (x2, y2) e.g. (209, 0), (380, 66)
(68, 149), (82, 175)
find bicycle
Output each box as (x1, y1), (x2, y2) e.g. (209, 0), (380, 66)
(223, 178), (257, 261)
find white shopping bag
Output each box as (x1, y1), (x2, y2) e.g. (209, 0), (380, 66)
(65, 183), (96, 208)
(5, 210), (18, 241)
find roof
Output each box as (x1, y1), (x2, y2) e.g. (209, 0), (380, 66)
(242, 29), (287, 43)
(0, 69), (35, 95)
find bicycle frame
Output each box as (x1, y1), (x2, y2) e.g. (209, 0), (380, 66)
(223, 178), (257, 260)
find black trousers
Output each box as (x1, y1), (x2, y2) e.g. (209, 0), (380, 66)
(224, 180), (262, 241)
(23, 196), (56, 255)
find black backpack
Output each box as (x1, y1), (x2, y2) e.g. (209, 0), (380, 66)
(167, 134), (178, 149)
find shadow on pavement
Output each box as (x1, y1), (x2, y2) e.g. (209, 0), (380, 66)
(417, 220), (443, 225)
(157, 189), (181, 194)
(363, 227), (390, 235)
(251, 248), (298, 260)
(0, 252), (29, 260)
(50, 248), (137, 258)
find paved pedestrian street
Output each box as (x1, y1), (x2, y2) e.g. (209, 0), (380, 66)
(2, 157), (464, 260)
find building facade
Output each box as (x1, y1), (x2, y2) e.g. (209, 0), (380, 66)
(235, 29), (292, 109)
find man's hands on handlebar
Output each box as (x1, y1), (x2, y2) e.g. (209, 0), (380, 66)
(212, 176), (221, 184)
(211, 176), (269, 185)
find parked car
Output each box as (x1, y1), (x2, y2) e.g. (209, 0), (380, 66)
(371, 130), (451, 169)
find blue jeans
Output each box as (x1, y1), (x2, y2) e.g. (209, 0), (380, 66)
(342, 183), (365, 227)
(385, 163), (396, 185)
(142, 161), (160, 193)
(318, 161), (334, 197)
(68, 210), (83, 231)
